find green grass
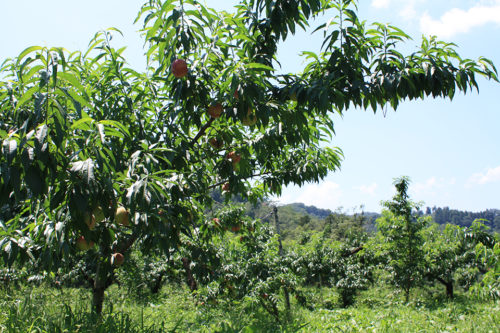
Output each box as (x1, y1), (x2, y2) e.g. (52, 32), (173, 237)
(301, 302), (499, 332)
(0, 283), (498, 332)
(298, 287), (500, 332)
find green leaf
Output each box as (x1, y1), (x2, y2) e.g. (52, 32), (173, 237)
(16, 85), (39, 109)
(70, 159), (95, 184)
(16, 46), (44, 66)
(25, 166), (44, 196)
(247, 63), (275, 71)
(57, 72), (85, 93)
(71, 117), (93, 130)
(98, 120), (130, 138)
(3, 139), (17, 163)
(35, 124), (48, 147)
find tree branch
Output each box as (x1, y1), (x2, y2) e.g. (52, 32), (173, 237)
(435, 276), (448, 286)
(114, 232), (138, 254)
(190, 118), (214, 146)
(207, 171), (273, 189)
(258, 297), (281, 323)
(342, 246), (364, 258)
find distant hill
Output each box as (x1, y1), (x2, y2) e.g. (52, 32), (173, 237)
(214, 190), (499, 236)
(285, 203), (333, 219)
(284, 203), (500, 232)
(274, 203), (500, 238)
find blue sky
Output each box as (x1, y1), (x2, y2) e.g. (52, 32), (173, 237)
(1, 0), (499, 213)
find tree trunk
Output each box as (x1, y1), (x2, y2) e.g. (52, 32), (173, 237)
(181, 257), (197, 292)
(92, 286), (105, 315)
(150, 272), (164, 294)
(91, 255), (115, 315)
(343, 246), (364, 257)
(92, 259), (109, 315)
(89, 234), (136, 315)
(437, 277), (454, 299)
(446, 281), (454, 299)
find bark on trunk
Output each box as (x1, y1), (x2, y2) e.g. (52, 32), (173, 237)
(150, 272), (164, 294)
(91, 256), (115, 315)
(92, 260), (109, 315)
(437, 276), (454, 299)
(343, 246), (364, 257)
(92, 286), (105, 315)
(89, 234), (137, 315)
(446, 281), (454, 299)
(181, 257), (198, 291)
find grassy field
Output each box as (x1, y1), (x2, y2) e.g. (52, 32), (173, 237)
(1, 282), (498, 332)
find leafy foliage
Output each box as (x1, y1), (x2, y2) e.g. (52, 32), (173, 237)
(0, 0), (498, 314)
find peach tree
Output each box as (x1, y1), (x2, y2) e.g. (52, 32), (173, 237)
(423, 220), (496, 298)
(0, 0), (497, 314)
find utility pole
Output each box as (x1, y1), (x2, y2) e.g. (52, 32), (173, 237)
(273, 205), (290, 310)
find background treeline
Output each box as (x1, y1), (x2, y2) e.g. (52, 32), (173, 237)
(241, 200), (500, 239)
(429, 206), (500, 231)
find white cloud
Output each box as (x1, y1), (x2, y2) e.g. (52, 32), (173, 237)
(413, 177), (438, 194)
(278, 181), (343, 210)
(353, 182), (378, 196)
(371, 0), (426, 20)
(371, 0), (392, 9)
(412, 177), (455, 196)
(468, 166), (500, 185)
(400, 2), (418, 20)
(420, 2), (500, 38)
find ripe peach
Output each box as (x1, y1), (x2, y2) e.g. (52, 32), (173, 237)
(76, 236), (94, 251)
(111, 253), (125, 267)
(242, 108), (257, 126)
(171, 59), (188, 78)
(207, 103), (223, 118)
(209, 137), (224, 149)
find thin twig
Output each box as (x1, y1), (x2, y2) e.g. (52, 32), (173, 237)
(207, 171), (273, 189)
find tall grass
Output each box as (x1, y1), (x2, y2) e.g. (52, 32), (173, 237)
(0, 285), (161, 332)
(0, 283), (498, 332)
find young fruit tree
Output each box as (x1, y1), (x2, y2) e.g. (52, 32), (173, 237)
(0, 0), (497, 314)
(376, 177), (430, 302)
